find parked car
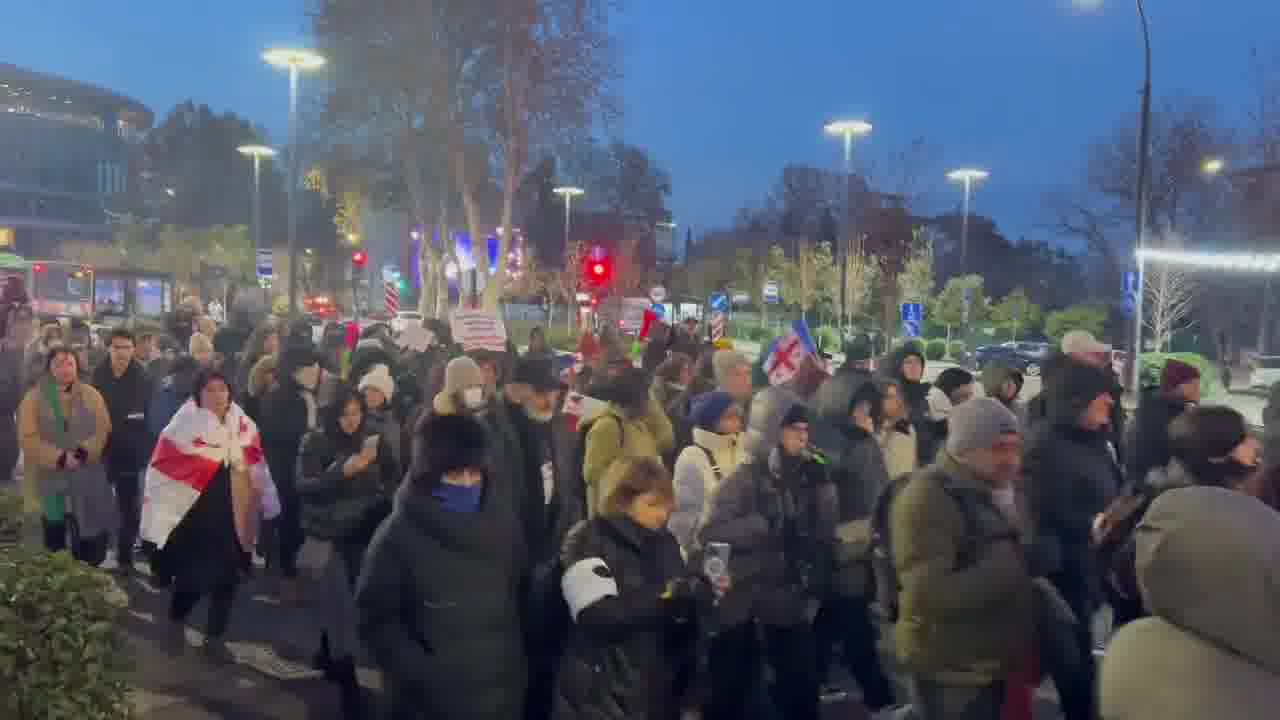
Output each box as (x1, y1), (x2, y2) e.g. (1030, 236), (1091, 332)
(971, 343), (1047, 376)
(1250, 355), (1280, 389)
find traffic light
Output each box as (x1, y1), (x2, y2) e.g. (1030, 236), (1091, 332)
(32, 263), (46, 274)
(352, 250), (368, 269)
(582, 246), (611, 287)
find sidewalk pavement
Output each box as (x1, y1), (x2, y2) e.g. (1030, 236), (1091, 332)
(114, 561), (379, 720)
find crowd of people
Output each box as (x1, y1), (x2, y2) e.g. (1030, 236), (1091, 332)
(1, 271), (1279, 720)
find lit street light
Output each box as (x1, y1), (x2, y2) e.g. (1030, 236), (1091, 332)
(946, 168), (990, 275)
(1202, 157), (1226, 177)
(264, 47), (326, 316)
(824, 119), (873, 334)
(554, 185), (585, 264)
(237, 145), (277, 290)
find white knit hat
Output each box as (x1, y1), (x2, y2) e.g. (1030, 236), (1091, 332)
(358, 363), (395, 400)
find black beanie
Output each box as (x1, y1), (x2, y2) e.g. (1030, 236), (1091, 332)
(416, 414), (489, 481)
(1046, 361), (1113, 423)
(781, 403), (809, 428)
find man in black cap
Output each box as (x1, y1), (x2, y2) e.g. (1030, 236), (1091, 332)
(499, 355), (573, 720)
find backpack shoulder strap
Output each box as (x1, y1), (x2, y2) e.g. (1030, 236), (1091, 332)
(695, 444), (722, 482)
(937, 478), (1018, 570)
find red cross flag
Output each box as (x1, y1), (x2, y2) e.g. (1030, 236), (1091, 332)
(764, 319), (817, 386)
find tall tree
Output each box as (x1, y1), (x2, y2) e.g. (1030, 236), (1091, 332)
(989, 287), (1044, 342)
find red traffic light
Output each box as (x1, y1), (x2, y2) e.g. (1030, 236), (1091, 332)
(592, 263), (606, 277)
(352, 250), (368, 268)
(32, 263), (46, 273)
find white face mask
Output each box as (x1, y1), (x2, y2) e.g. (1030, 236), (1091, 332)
(463, 386), (486, 409)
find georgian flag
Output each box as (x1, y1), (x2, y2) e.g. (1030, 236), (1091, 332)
(140, 399), (279, 548)
(764, 320), (818, 386)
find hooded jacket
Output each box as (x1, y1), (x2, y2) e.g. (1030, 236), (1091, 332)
(92, 359), (153, 474)
(356, 476), (526, 719)
(1023, 361), (1123, 616)
(670, 426), (746, 554)
(1100, 487), (1280, 720)
(1128, 388), (1191, 487)
(980, 364), (1025, 424)
(881, 344), (942, 465)
(811, 372), (893, 598)
(582, 398), (675, 514)
(1027, 351), (1126, 463)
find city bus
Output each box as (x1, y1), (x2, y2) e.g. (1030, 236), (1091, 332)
(0, 253), (94, 319)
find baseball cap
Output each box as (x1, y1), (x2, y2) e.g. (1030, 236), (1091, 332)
(1061, 330), (1111, 356)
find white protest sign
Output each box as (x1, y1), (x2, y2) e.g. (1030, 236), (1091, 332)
(396, 324), (435, 353)
(450, 309), (508, 352)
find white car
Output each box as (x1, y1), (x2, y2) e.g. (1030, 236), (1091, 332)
(391, 311), (423, 334)
(1251, 356), (1280, 390)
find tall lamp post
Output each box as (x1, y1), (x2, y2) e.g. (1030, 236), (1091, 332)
(237, 144), (277, 311)
(263, 47), (325, 317)
(554, 186), (585, 330)
(946, 168), (990, 276)
(824, 119), (873, 336)
(1130, 0), (1153, 397)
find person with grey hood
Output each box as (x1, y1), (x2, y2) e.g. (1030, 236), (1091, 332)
(1100, 486), (1280, 720)
(810, 372), (897, 712)
(882, 342), (944, 465)
(700, 401), (836, 720)
(980, 364), (1024, 425)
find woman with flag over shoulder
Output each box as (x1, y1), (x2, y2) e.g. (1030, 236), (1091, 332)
(141, 367), (280, 663)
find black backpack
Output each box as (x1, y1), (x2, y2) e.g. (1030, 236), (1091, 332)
(567, 413), (624, 519)
(869, 468), (991, 624)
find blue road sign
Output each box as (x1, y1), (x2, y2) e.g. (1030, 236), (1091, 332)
(763, 281), (780, 305)
(1122, 270), (1139, 317)
(256, 248), (273, 279)
(651, 302), (667, 319)
(709, 293), (729, 313)
(901, 302), (923, 338)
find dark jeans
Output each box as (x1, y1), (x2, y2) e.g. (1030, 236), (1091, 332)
(270, 483), (303, 578)
(170, 584), (237, 638)
(910, 677), (1005, 720)
(110, 468), (143, 564)
(815, 594), (896, 710)
(707, 621), (819, 720)
(43, 517), (109, 566)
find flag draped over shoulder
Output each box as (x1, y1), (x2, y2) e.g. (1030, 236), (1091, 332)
(141, 399), (279, 548)
(764, 320), (818, 386)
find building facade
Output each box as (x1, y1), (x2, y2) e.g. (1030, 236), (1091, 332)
(0, 62), (152, 258)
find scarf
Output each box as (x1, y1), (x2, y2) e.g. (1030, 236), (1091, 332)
(141, 399), (280, 548)
(432, 482), (483, 513)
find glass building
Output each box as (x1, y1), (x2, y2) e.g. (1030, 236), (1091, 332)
(0, 62), (152, 258)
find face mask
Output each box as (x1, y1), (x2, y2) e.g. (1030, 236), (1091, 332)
(463, 387), (486, 409)
(991, 486), (1018, 515)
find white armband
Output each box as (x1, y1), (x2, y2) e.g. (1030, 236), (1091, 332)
(562, 557), (618, 621)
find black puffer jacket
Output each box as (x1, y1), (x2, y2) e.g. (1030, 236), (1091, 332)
(1027, 351), (1126, 465)
(1023, 361), (1124, 618)
(356, 479), (527, 720)
(700, 447), (838, 627)
(1128, 389), (1191, 487)
(92, 359), (154, 474)
(296, 424), (397, 543)
(553, 515), (697, 720)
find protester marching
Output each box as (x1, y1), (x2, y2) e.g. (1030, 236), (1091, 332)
(3, 278), (1279, 720)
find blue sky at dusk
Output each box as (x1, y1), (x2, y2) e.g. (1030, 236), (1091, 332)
(4, 1), (1279, 247)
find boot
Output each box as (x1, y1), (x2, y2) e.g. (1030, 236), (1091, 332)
(313, 632), (334, 678)
(165, 621), (187, 657)
(334, 657), (367, 720)
(202, 637), (236, 665)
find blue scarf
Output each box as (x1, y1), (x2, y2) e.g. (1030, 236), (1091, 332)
(432, 482), (483, 513)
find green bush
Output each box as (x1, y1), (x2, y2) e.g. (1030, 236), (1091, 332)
(924, 339), (947, 361)
(1140, 352), (1220, 397)
(948, 340), (966, 358)
(813, 326), (840, 354)
(748, 325), (773, 342)
(0, 491), (132, 720)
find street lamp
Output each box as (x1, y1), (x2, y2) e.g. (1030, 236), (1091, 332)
(946, 168), (990, 275)
(1201, 157), (1226, 177)
(824, 119), (873, 335)
(554, 185), (585, 262)
(263, 47), (326, 316)
(237, 145), (276, 280)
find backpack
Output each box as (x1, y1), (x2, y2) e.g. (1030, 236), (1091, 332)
(567, 413), (624, 519)
(1094, 491), (1155, 622)
(869, 469), (989, 624)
